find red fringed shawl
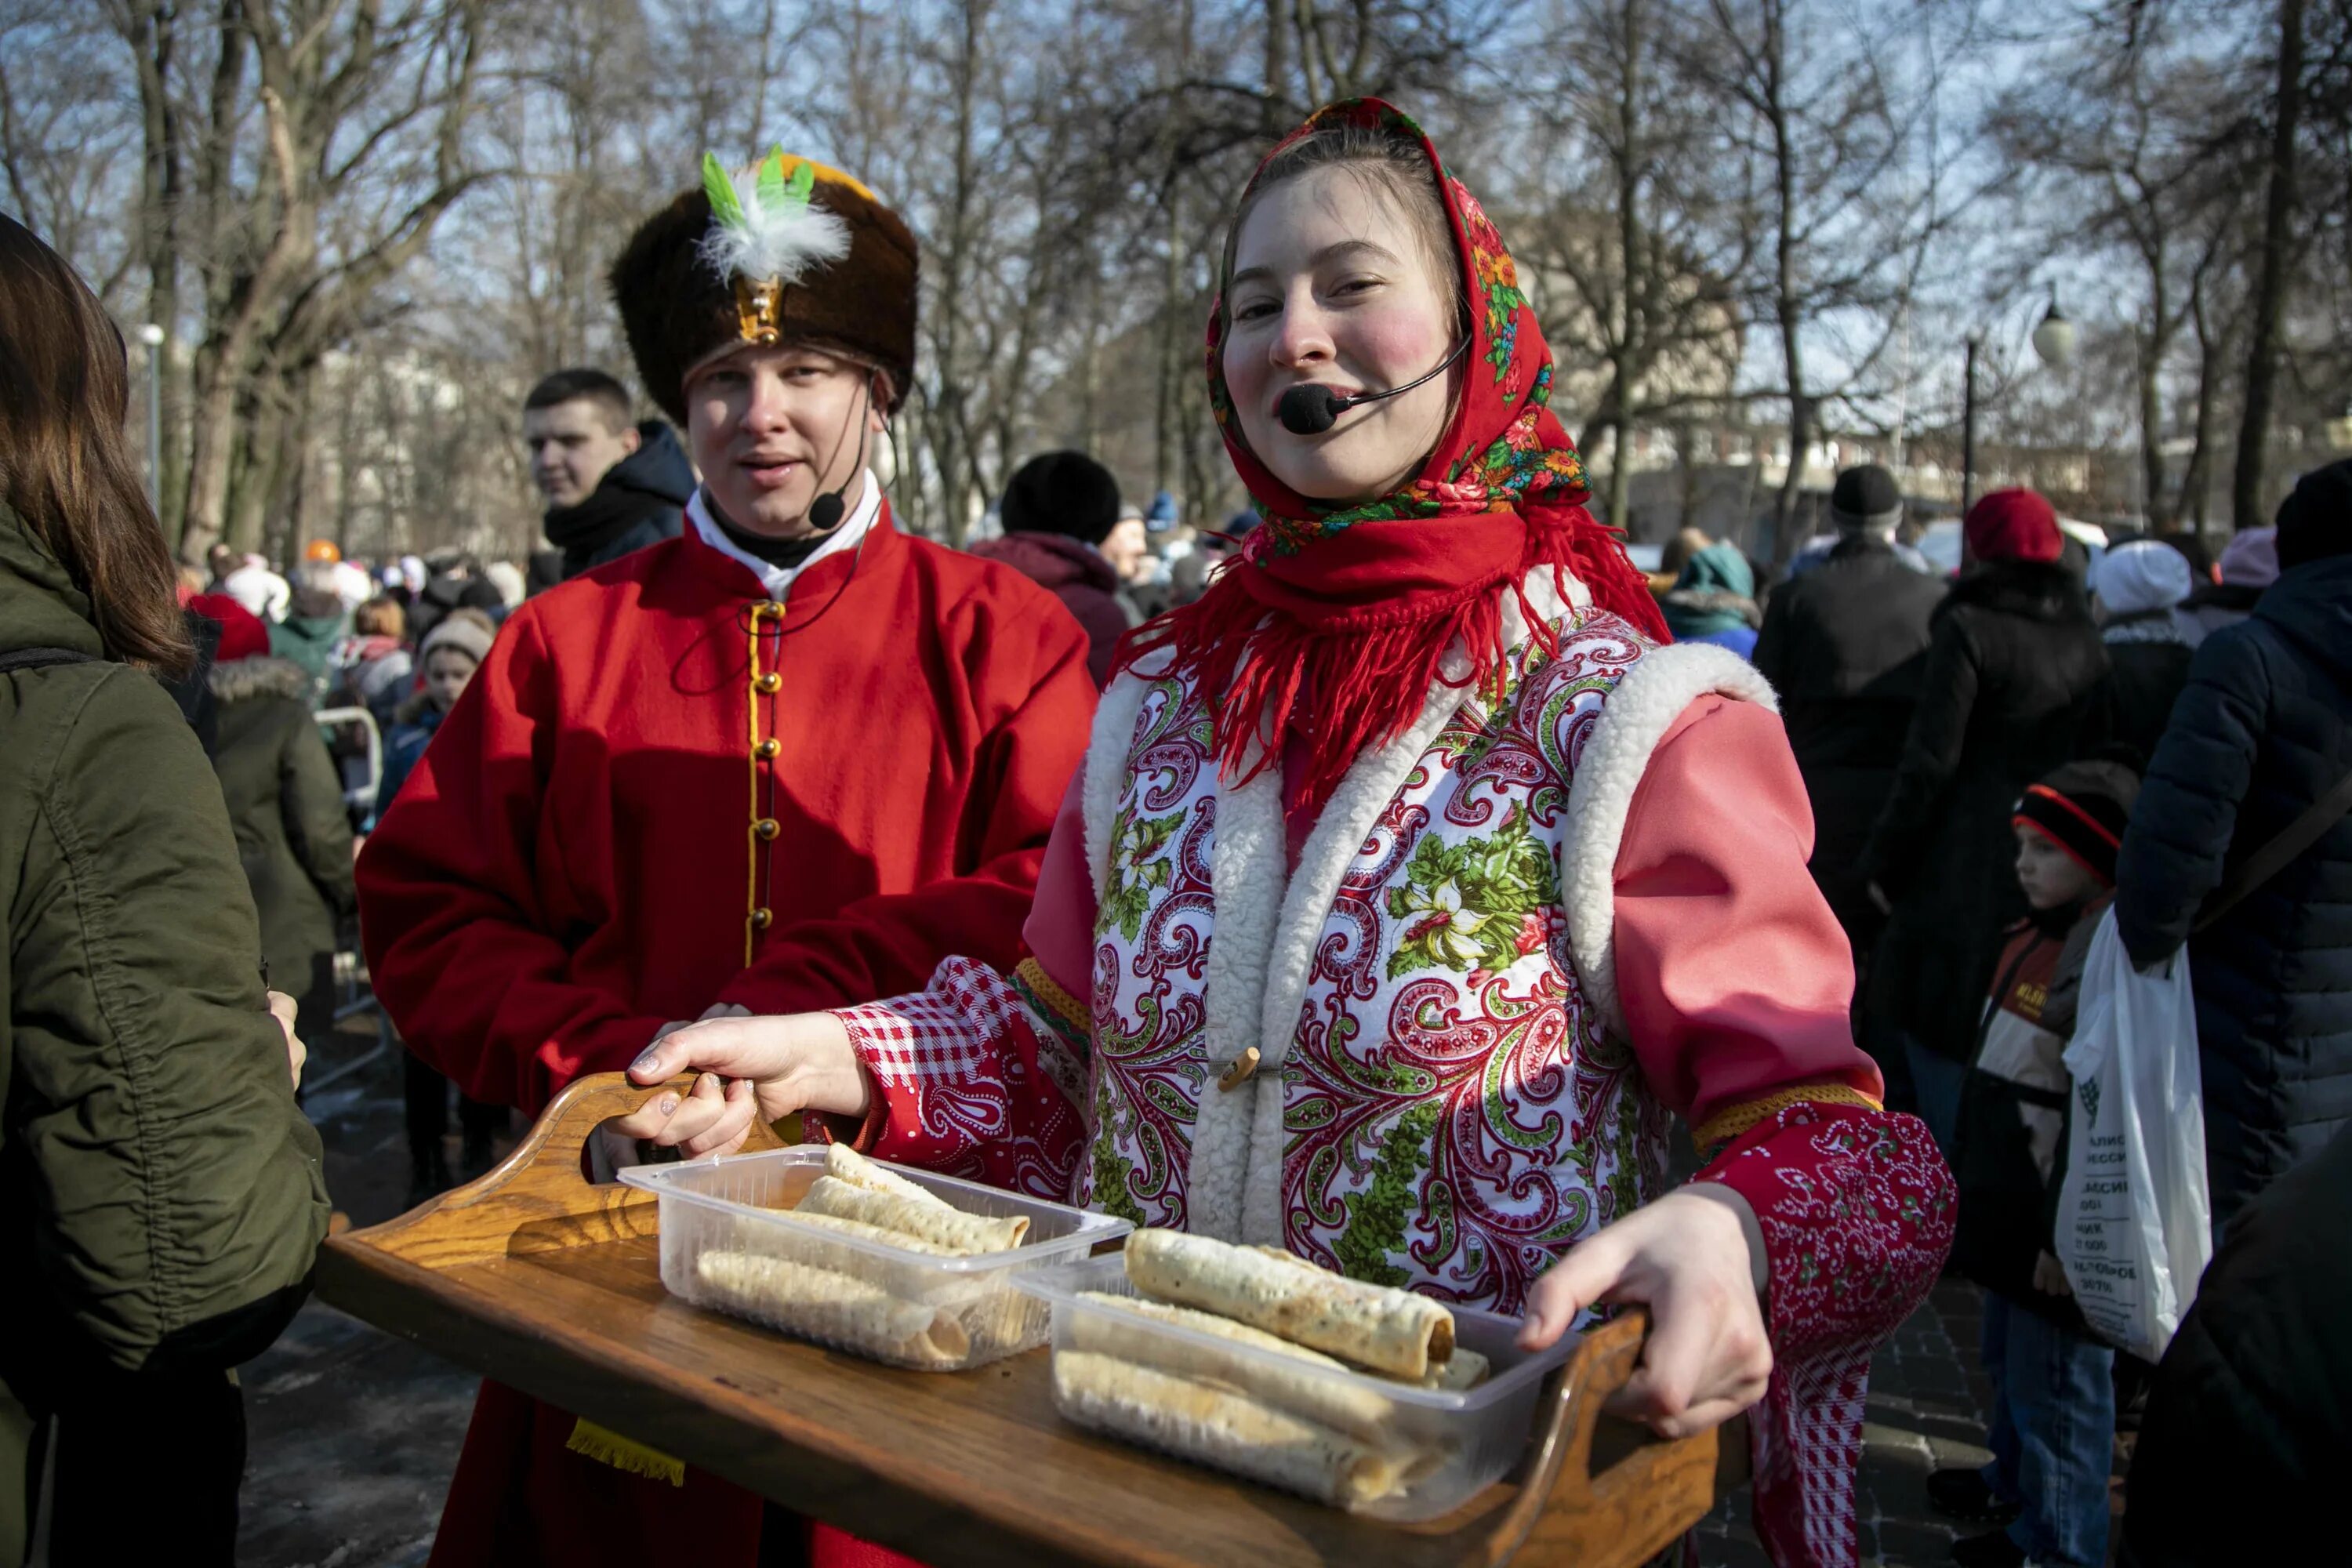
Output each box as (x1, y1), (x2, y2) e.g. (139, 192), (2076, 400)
(1120, 100), (1668, 815)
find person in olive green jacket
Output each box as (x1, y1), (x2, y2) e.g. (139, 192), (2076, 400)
(199, 597), (359, 1040)
(1, 215), (328, 1566)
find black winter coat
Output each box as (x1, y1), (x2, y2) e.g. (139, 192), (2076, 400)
(2113, 554), (2352, 1226)
(2120, 1120), (2352, 1568)
(1863, 562), (2109, 1063)
(2083, 626), (2195, 765)
(541, 421), (694, 582)
(1753, 536), (1947, 945)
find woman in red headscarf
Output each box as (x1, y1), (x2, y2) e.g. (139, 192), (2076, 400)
(621, 103), (1953, 1566)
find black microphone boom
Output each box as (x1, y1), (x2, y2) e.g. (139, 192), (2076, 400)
(1275, 336), (1471, 437)
(1277, 384), (1350, 436)
(804, 381), (876, 533)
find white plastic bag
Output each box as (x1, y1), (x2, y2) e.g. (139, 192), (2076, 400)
(2055, 906), (2213, 1361)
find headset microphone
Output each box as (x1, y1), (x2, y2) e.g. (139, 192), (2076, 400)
(804, 379), (877, 533)
(1276, 336), (1472, 437)
(805, 481), (850, 534)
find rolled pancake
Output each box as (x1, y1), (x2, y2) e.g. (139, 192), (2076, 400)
(1073, 1292), (1397, 1442)
(694, 1250), (971, 1368)
(1124, 1229), (1454, 1380)
(824, 1143), (948, 1209)
(799, 1174), (1029, 1254)
(1076, 1292), (1349, 1367)
(1053, 1351), (1413, 1508)
(1243, 1250), (1485, 1389)
(786, 1210), (953, 1255)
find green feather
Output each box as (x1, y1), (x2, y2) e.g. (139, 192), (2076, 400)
(702, 151), (746, 228)
(784, 160), (815, 206)
(755, 147), (787, 212)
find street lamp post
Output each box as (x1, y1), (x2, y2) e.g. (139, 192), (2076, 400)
(136, 323), (165, 515)
(1960, 293), (2076, 516)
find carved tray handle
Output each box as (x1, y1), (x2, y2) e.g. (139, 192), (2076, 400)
(358, 1071), (787, 1267)
(1468, 1308), (1740, 1568)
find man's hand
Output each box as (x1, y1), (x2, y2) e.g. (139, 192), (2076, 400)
(1517, 1189), (1773, 1440)
(267, 989), (306, 1090)
(612, 1011), (869, 1158)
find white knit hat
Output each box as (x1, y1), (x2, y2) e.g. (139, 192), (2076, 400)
(221, 563), (291, 622)
(2092, 539), (2194, 617)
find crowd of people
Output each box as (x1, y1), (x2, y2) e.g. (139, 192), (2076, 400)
(2, 92), (2344, 1568)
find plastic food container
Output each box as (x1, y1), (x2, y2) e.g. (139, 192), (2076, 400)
(1016, 1254), (1580, 1521)
(619, 1149), (1130, 1370)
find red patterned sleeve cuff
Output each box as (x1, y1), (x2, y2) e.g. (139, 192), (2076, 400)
(1693, 1102), (1954, 1566)
(1694, 1101), (1954, 1359)
(830, 955), (1087, 1203)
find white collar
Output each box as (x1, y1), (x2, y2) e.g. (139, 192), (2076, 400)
(687, 471), (881, 601)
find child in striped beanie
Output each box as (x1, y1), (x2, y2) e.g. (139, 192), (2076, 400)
(1935, 755), (2139, 1568)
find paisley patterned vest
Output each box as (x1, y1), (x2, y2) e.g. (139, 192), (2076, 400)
(1070, 582), (1774, 1313)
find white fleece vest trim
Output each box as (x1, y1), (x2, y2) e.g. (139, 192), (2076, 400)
(1083, 666), (1159, 902)
(1236, 568), (1593, 1247)
(1236, 673), (1465, 1245)
(1560, 641), (1780, 1035)
(1190, 759), (1284, 1242)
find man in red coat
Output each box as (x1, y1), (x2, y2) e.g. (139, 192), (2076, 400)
(356, 150), (1095, 1568)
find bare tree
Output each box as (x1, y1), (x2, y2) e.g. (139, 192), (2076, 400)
(1683, 0), (1962, 557)
(1524, 0), (1749, 535)
(2234, 0), (2307, 528)
(1991, 41), (2253, 525)
(170, 0), (498, 563)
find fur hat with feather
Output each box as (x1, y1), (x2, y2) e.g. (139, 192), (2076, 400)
(611, 148), (918, 426)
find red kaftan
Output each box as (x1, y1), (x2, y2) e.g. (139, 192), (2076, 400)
(357, 506), (1097, 1568)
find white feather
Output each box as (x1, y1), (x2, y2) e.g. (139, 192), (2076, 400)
(698, 172), (852, 285)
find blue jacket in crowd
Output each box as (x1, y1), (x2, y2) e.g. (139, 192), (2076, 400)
(2115, 553), (2352, 1226)
(372, 702), (444, 830)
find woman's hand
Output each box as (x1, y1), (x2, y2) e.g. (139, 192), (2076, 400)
(1516, 1189), (1773, 1440)
(611, 1011), (869, 1158)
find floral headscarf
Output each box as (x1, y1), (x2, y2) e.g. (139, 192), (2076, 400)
(1123, 99), (1665, 815)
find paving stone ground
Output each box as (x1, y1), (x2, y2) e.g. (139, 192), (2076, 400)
(239, 1025), (2118, 1568)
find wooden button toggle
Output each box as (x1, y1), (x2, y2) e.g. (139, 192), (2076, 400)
(1217, 1047), (1261, 1091)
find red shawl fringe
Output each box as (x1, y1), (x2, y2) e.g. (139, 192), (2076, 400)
(1121, 510), (1667, 818)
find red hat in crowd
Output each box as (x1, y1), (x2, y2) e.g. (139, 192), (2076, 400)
(187, 592), (270, 663)
(1964, 488), (2064, 564)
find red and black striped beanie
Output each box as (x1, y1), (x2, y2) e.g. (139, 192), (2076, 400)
(2013, 757), (2141, 887)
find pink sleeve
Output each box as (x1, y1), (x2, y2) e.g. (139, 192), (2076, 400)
(1612, 695), (1882, 1139)
(1614, 697), (1953, 1568)
(1019, 768), (1097, 1005)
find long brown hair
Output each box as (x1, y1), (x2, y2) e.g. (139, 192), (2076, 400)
(0, 215), (194, 675)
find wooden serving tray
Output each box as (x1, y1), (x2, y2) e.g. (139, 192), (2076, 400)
(320, 1073), (1746, 1568)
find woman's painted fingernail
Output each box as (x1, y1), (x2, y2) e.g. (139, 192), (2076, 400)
(659, 1095), (679, 1115)
(630, 1050), (659, 1074)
